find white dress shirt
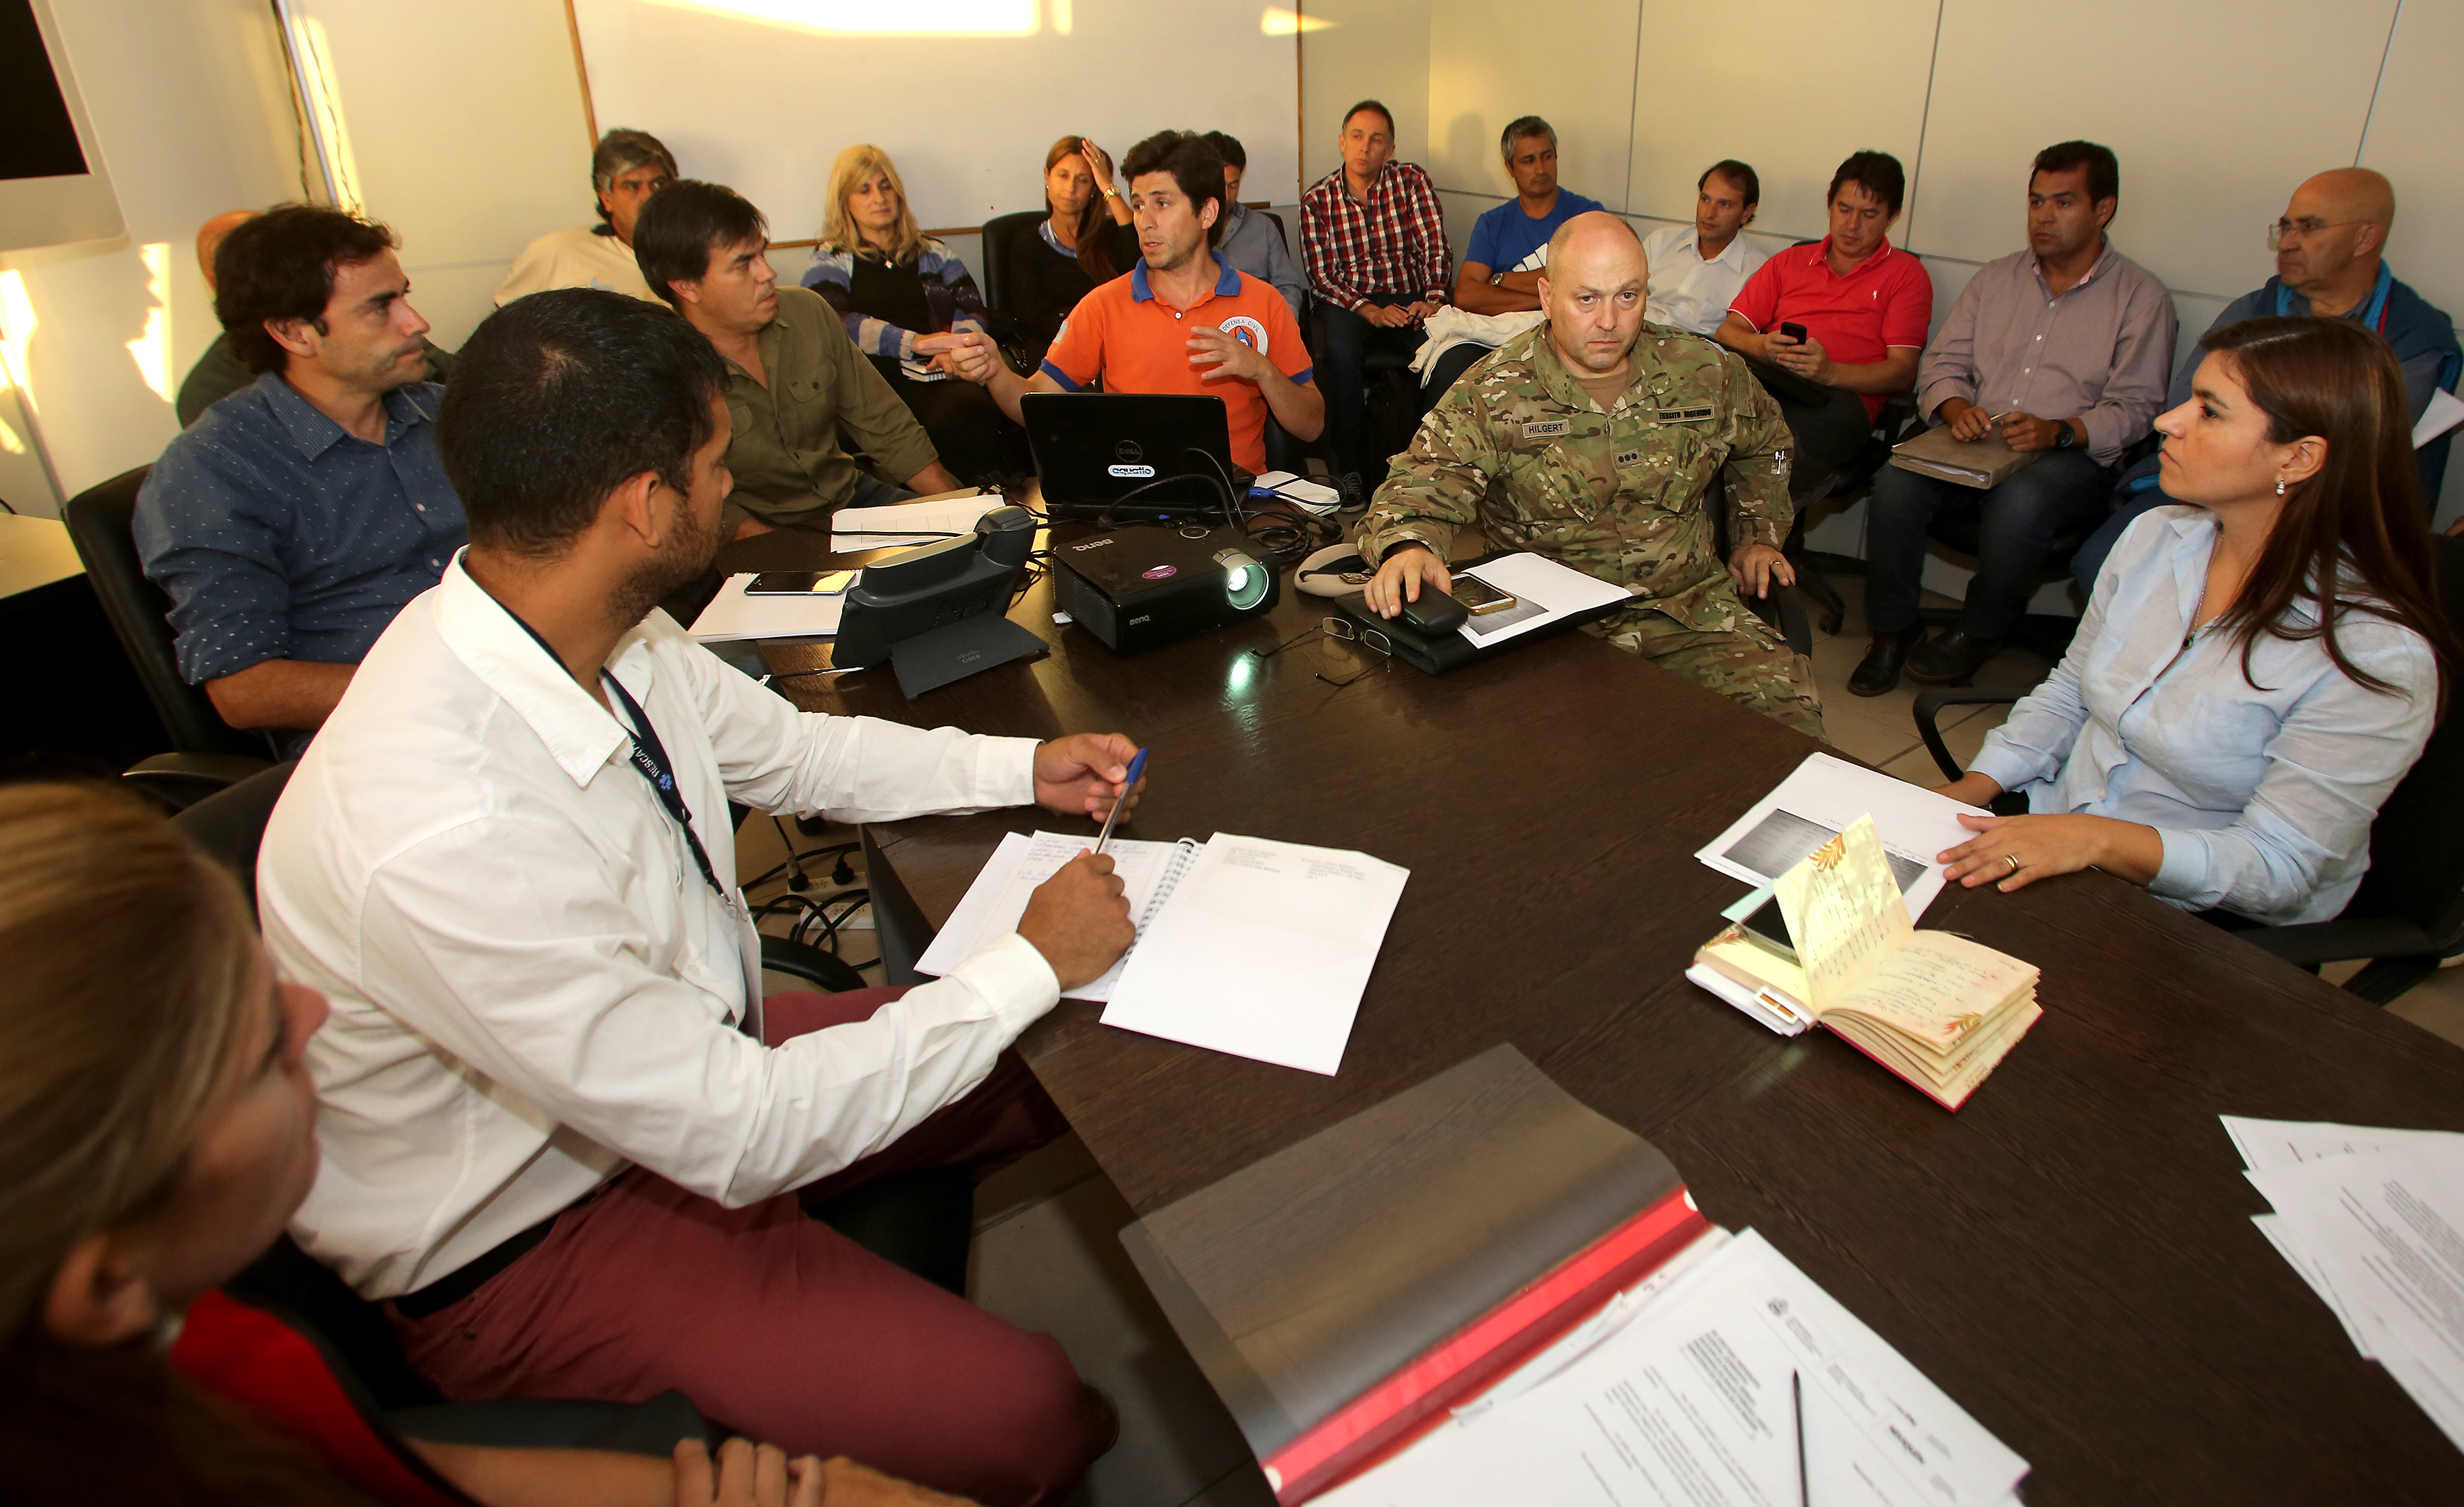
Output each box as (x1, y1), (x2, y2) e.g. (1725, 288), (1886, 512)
(1968, 508), (2436, 926)
(261, 558), (1061, 1296)
(1641, 223), (1769, 336)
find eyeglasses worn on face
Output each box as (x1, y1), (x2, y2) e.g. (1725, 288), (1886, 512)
(2266, 218), (2362, 250)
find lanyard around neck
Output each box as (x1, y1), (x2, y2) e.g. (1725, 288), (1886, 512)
(494, 599), (739, 917)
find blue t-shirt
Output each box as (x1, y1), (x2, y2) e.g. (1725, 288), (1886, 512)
(1463, 191), (1607, 277)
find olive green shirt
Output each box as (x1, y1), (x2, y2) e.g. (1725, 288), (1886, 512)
(720, 284), (941, 531)
(177, 334), (453, 428)
(1357, 323), (1794, 631)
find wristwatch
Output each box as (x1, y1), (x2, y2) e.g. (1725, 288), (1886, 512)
(1101, 186), (1120, 200)
(2052, 421), (2077, 450)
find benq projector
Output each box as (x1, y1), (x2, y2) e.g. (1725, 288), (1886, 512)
(1052, 526), (1280, 654)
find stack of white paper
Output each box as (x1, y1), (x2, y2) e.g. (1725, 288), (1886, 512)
(830, 490), (1001, 551)
(688, 574), (844, 642)
(1316, 1228), (2029, 1507)
(2225, 1114), (2464, 1452)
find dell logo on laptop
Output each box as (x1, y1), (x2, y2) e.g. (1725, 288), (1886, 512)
(1114, 440), (1144, 462)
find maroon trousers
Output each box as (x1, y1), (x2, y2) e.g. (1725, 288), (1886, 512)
(387, 988), (1102, 1507)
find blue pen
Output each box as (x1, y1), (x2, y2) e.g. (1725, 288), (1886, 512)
(1093, 748), (1149, 855)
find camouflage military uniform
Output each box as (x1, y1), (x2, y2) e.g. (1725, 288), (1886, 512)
(1356, 323), (1825, 739)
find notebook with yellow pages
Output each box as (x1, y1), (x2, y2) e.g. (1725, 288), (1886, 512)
(1686, 814), (2041, 1110)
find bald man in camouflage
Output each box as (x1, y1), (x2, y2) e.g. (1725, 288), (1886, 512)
(1358, 211), (1825, 738)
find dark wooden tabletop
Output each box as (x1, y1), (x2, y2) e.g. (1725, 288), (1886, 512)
(723, 516), (2464, 1504)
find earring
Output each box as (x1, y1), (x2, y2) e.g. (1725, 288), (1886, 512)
(2275, 476), (2287, 496)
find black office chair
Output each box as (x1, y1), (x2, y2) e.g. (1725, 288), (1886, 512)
(1707, 472), (1814, 658)
(1913, 533), (2464, 1003)
(62, 465), (275, 807)
(976, 209), (1045, 316)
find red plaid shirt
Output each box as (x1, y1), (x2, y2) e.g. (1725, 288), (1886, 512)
(1301, 161), (1451, 312)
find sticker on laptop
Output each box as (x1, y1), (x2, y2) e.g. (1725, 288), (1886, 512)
(1108, 464), (1157, 478)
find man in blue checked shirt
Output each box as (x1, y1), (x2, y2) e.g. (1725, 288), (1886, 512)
(137, 205), (467, 736)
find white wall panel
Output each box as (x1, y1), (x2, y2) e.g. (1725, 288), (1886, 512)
(1915, 0), (2394, 298)
(1300, 0), (1428, 192)
(2358, 0), (2464, 324)
(574, 0), (1298, 244)
(1427, 0), (1635, 207)
(293, 0), (593, 347)
(1625, 0), (1940, 246)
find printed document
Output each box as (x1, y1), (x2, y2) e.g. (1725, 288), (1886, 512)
(1318, 1229), (2029, 1507)
(1698, 753), (1986, 920)
(1449, 552), (1631, 648)
(2232, 1117), (2464, 1453)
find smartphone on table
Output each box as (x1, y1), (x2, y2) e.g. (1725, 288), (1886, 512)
(1451, 576), (1518, 615)
(746, 570), (857, 596)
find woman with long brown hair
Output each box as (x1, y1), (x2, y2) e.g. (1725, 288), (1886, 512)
(997, 136), (1136, 362)
(0, 784), (957, 1506)
(1935, 316), (2456, 924)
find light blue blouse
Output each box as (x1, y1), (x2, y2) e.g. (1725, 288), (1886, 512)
(1968, 506), (2438, 926)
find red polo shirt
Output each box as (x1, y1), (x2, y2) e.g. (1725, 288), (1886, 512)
(1042, 257), (1312, 474)
(1727, 236), (1933, 420)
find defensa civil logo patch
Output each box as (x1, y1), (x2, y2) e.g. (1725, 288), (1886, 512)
(1219, 315), (1268, 351)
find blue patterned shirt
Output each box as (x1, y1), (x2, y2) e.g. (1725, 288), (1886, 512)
(135, 372), (467, 684)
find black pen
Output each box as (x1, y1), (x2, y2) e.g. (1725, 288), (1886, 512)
(1793, 1369), (1809, 1507)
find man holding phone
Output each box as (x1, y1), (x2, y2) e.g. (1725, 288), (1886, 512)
(1851, 141), (2173, 693)
(1715, 151), (1933, 499)
(1355, 213), (1824, 739)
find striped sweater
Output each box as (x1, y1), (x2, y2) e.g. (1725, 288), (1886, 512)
(800, 239), (991, 359)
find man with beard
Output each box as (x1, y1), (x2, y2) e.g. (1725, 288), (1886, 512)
(257, 287), (1141, 1504)
(138, 206), (468, 734)
(1356, 212), (1825, 738)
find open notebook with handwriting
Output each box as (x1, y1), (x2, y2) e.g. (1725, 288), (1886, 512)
(1688, 814), (2040, 1110)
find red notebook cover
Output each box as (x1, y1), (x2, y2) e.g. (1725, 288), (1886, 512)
(1262, 1186), (1712, 1503)
(1116, 1045), (1710, 1507)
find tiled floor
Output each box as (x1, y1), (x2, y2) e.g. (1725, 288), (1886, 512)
(730, 554), (2464, 1506)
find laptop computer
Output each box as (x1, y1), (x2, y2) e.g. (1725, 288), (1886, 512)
(1022, 392), (1249, 520)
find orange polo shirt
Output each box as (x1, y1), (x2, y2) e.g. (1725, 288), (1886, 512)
(1041, 257), (1313, 474)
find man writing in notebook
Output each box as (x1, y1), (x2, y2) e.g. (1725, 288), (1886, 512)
(1356, 212), (1824, 739)
(259, 289), (1137, 1506)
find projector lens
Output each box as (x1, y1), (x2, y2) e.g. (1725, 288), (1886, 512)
(1218, 551), (1271, 610)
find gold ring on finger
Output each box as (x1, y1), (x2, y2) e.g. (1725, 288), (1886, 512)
(2004, 853), (2020, 875)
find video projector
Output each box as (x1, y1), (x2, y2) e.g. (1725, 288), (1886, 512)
(1052, 526), (1279, 654)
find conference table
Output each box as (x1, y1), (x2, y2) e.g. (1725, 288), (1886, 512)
(720, 507), (2464, 1504)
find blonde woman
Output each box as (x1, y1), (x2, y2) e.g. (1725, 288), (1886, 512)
(803, 144), (1024, 482)
(0, 784), (963, 1507)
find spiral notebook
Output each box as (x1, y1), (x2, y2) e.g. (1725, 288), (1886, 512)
(915, 830), (1202, 1004)
(915, 829), (1410, 1073)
